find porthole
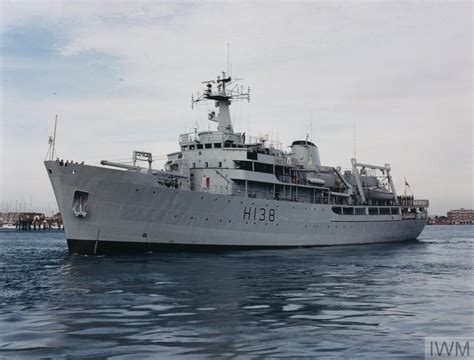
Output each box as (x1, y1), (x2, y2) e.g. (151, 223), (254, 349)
(48, 169), (52, 174)
(153, 190), (156, 194)
(136, 189), (139, 192)
(205, 218), (208, 221)
(201, 196), (204, 200)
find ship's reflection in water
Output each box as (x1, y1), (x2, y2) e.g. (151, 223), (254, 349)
(0, 226), (472, 358)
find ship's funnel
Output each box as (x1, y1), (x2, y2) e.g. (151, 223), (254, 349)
(290, 140), (321, 171)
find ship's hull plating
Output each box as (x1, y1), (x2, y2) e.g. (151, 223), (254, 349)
(45, 161), (427, 255)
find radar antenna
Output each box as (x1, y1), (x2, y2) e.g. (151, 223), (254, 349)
(191, 72), (250, 133)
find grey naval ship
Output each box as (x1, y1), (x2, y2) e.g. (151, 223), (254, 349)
(45, 72), (429, 255)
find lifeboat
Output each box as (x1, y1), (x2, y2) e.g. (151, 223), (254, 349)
(307, 177), (325, 186)
(364, 188), (394, 200)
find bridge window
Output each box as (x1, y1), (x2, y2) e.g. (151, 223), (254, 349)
(332, 207), (342, 215)
(205, 143), (212, 149)
(380, 208), (391, 215)
(214, 143), (222, 148)
(247, 151), (258, 160)
(254, 162), (274, 174)
(189, 145), (195, 150)
(368, 207), (379, 215)
(235, 160), (253, 171)
(342, 207), (354, 215)
(391, 207), (399, 215)
(197, 144), (203, 149)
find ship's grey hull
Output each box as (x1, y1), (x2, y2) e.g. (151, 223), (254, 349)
(45, 161), (427, 255)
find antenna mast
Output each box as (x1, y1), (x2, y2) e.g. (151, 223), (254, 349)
(353, 115), (357, 160)
(227, 43), (230, 76)
(46, 114), (58, 161)
(52, 114), (58, 160)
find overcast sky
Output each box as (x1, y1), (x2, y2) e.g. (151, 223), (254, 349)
(1, 1), (472, 215)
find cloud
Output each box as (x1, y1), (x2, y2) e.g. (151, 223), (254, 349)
(1, 1), (472, 215)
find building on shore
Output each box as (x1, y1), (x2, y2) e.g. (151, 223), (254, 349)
(427, 215), (450, 225)
(447, 208), (474, 225)
(0, 211), (63, 230)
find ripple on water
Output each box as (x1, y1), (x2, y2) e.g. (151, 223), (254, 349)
(243, 305), (270, 310)
(158, 312), (196, 317)
(282, 304), (304, 311)
(133, 304), (177, 312)
(0, 227), (472, 358)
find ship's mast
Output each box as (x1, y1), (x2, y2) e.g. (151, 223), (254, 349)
(192, 71), (250, 134)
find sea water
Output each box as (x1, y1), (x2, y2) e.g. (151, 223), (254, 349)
(0, 226), (472, 358)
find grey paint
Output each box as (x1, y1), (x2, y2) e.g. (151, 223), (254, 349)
(45, 160), (426, 248)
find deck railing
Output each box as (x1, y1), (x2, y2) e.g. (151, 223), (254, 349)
(413, 199), (429, 207)
(199, 186), (429, 211)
